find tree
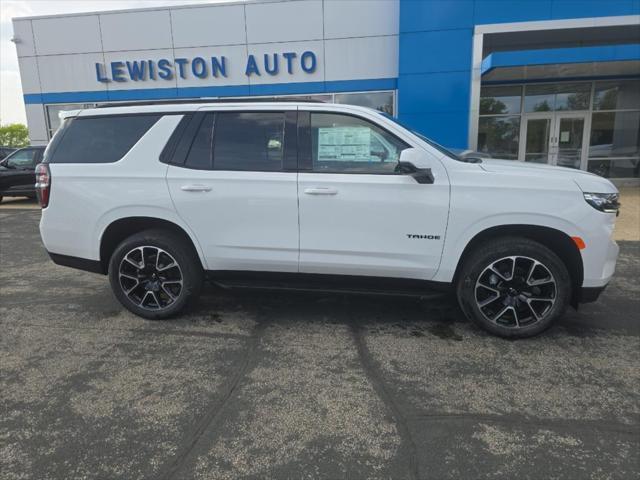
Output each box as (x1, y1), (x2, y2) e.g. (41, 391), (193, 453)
(0, 124), (29, 148)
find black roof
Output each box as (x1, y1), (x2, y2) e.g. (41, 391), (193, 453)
(96, 97), (327, 109)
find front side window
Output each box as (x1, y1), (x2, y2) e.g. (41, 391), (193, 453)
(213, 112), (284, 172)
(310, 113), (408, 173)
(48, 114), (160, 163)
(4, 149), (37, 168)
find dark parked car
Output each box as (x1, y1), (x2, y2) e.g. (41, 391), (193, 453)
(0, 146), (46, 202)
(0, 146), (17, 160)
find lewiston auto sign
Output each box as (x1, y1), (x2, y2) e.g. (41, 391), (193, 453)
(94, 51), (318, 83)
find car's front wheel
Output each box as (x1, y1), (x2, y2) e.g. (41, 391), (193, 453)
(108, 229), (203, 319)
(456, 237), (571, 338)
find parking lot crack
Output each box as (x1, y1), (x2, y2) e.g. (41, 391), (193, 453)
(156, 318), (269, 480)
(349, 322), (420, 480)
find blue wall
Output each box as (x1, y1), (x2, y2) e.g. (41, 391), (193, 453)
(398, 0), (640, 149)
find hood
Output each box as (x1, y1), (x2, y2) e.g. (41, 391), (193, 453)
(479, 158), (618, 194)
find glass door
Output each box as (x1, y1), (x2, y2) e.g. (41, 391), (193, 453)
(519, 112), (588, 167)
(553, 113), (587, 169)
(520, 114), (553, 163)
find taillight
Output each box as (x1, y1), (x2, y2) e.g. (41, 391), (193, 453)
(35, 163), (51, 208)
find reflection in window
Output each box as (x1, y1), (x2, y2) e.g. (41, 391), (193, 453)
(477, 116), (520, 160)
(213, 112), (284, 172)
(589, 111), (640, 159)
(588, 158), (639, 178)
(593, 80), (640, 111)
(46, 103), (97, 138)
(334, 92), (394, 115)
(5, 149), (37, 168)
(524, 83), (590, 112)
(480, 86), (522, 115)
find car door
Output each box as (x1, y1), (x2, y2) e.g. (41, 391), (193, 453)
(297, 109), (450, 280)
(0, 148), (39, 194)
(166, 107), (299, 272)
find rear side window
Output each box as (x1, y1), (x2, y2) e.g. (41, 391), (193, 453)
(184, 114), (214, 169)
(47, 114), (160, 163)
(213, 112), (284, 171)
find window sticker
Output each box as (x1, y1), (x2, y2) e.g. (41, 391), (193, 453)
(318, 127), (372, 161)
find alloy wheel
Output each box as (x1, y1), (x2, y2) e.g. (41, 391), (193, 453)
(118, 246), (183, 310)
(474, 256), (556, 328)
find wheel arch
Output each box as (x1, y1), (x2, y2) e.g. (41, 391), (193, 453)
(452, 224), (584, 308)
(99, 216), (205, 274)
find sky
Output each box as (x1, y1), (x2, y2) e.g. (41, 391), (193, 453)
(0, 0), (227, 125)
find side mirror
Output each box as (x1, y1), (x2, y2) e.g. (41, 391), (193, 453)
(397, 149), (434, 184)
(397, 161), (434, 184)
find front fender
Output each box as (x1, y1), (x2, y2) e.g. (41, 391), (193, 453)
(433, 213), (582, 283)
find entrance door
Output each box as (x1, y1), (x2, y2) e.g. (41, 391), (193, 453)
(553, 113), (587, 170)
(520, 113), (587, 168)
(522, 114), (552, 164)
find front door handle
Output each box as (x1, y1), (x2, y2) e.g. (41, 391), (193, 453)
(181, 184), (212, 192)
(304, 187), (338, 195)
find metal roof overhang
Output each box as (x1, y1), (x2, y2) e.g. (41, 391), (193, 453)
(481, 44), (640, 83)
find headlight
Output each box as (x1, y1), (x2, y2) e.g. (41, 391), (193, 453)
(583, 192), (620, 214)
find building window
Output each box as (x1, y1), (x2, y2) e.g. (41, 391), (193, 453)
(478, 86), (522, 159)
(478, 116), (521, 160)
(523, 83), (590, 113)
(588, 81), (640, 178)
(334, 91), (394, 115)
(46, 103), (96, 138)
(480, 86), (522, 115)
(477, 79), (638, 178)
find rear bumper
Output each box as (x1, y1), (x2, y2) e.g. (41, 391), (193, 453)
(48, 251), (105, 274)
(578, 284), (608, 304)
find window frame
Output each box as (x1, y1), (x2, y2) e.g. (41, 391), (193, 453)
(297, 110), (411, 175)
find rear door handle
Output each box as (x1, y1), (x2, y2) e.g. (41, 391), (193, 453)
(181, 184), (212, 192)
(304, 187), (338, 195)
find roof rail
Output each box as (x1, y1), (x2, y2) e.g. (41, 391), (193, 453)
(96, 97), (328, 108)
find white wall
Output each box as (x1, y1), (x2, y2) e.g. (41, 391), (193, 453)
(13, 0), (400, 144)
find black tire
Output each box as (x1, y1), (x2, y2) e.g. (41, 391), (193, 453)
(108, 229), (203, 319)
(456, 237), (571, 338)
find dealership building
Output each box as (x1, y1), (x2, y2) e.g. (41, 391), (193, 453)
(11, 0), (640, 180)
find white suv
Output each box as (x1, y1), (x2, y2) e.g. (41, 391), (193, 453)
(36, 102), (620, 338)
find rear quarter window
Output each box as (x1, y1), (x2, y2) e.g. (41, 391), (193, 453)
(46, 114), (161, 163)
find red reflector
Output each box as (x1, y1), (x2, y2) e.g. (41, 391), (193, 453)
(571, 236), (586, 250)
(35, 163), (50, 208)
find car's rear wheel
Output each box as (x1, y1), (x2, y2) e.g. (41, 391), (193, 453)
(108, 229), (203, 319)
(456, 237), (571, 338)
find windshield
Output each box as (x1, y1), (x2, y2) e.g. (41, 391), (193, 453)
(380, 113), (461, 161)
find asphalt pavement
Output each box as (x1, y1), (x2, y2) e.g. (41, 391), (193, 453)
(1, 208), (638, 480)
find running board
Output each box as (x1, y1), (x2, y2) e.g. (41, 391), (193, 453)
(206, 271), (451, 299)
